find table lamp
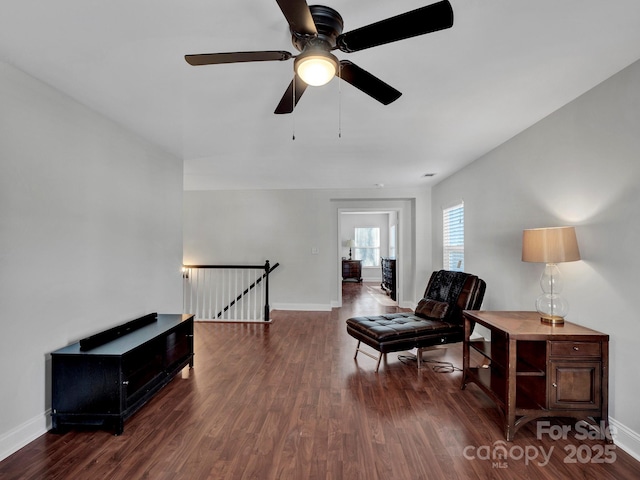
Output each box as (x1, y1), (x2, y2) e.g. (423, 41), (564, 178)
(522, 226), (581, 325)
(347, 239), (356, 260)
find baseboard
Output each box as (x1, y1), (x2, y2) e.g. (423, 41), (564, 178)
(610, 417), (640, 462)
(271, 303), (332, 312)
(0, 410), (50, 462)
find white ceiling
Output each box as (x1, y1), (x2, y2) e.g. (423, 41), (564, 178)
(2, 1), (640, 191)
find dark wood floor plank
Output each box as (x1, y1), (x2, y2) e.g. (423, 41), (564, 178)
(1, 282), (639, 479)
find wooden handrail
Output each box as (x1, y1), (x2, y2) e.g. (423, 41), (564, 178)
(183, 264), (269, 269)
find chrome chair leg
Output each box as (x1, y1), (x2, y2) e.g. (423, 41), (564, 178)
(375, 352), (383, 372)
(354, 341), (384, 372)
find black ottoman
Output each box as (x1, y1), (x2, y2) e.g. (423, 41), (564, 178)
(346, 313), (463, 371)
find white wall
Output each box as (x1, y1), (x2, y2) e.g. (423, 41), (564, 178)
(431, 58), (640, 459)
(183, 187), (432, 310)
(0, 61), (184, 460)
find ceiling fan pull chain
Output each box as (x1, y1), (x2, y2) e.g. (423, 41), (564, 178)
(292, 72), (296, 140)
(338, 64), (342, 138)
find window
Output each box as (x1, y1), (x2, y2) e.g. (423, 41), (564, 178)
(443, 202), (464, 272)
(354, 227), (380, 267)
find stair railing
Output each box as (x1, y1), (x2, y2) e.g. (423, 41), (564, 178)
(182, 261), (278, 322)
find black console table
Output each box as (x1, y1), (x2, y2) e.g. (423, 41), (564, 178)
(51, 313), (194, 434)
(380, 257), (396, 300)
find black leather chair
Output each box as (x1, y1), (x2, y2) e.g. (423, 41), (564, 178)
(346, 270), (486, 371)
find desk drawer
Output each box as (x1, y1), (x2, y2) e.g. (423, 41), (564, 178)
(550, 341), (601, 357)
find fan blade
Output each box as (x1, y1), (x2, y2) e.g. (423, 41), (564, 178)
(336, 0), (453, 53)
(185, 51), (292, 66)
(339, 60), (401, 105)
(274, 76), (308, 114)
(275, 0), (317, 36)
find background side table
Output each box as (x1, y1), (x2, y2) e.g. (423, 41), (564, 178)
(342, 259), (362, 282)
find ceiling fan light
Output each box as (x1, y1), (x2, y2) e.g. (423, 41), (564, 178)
(295, 52), (338, 86)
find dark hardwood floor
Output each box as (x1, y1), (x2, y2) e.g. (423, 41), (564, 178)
(1, 282), (639, 479)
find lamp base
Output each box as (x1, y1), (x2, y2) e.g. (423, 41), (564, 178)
(540, 314), (565, 326)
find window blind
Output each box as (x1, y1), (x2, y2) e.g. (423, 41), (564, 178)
(443, 202), (464, 272)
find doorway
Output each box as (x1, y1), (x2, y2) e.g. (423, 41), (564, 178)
(338, 209), (399, 308)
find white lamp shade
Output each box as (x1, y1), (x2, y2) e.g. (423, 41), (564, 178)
(522, 226), (580, 263)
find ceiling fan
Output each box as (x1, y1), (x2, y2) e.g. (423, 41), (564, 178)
(185, 0), (454, 114)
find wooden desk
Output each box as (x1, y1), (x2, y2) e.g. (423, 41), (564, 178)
(461, 311), (609, 442)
